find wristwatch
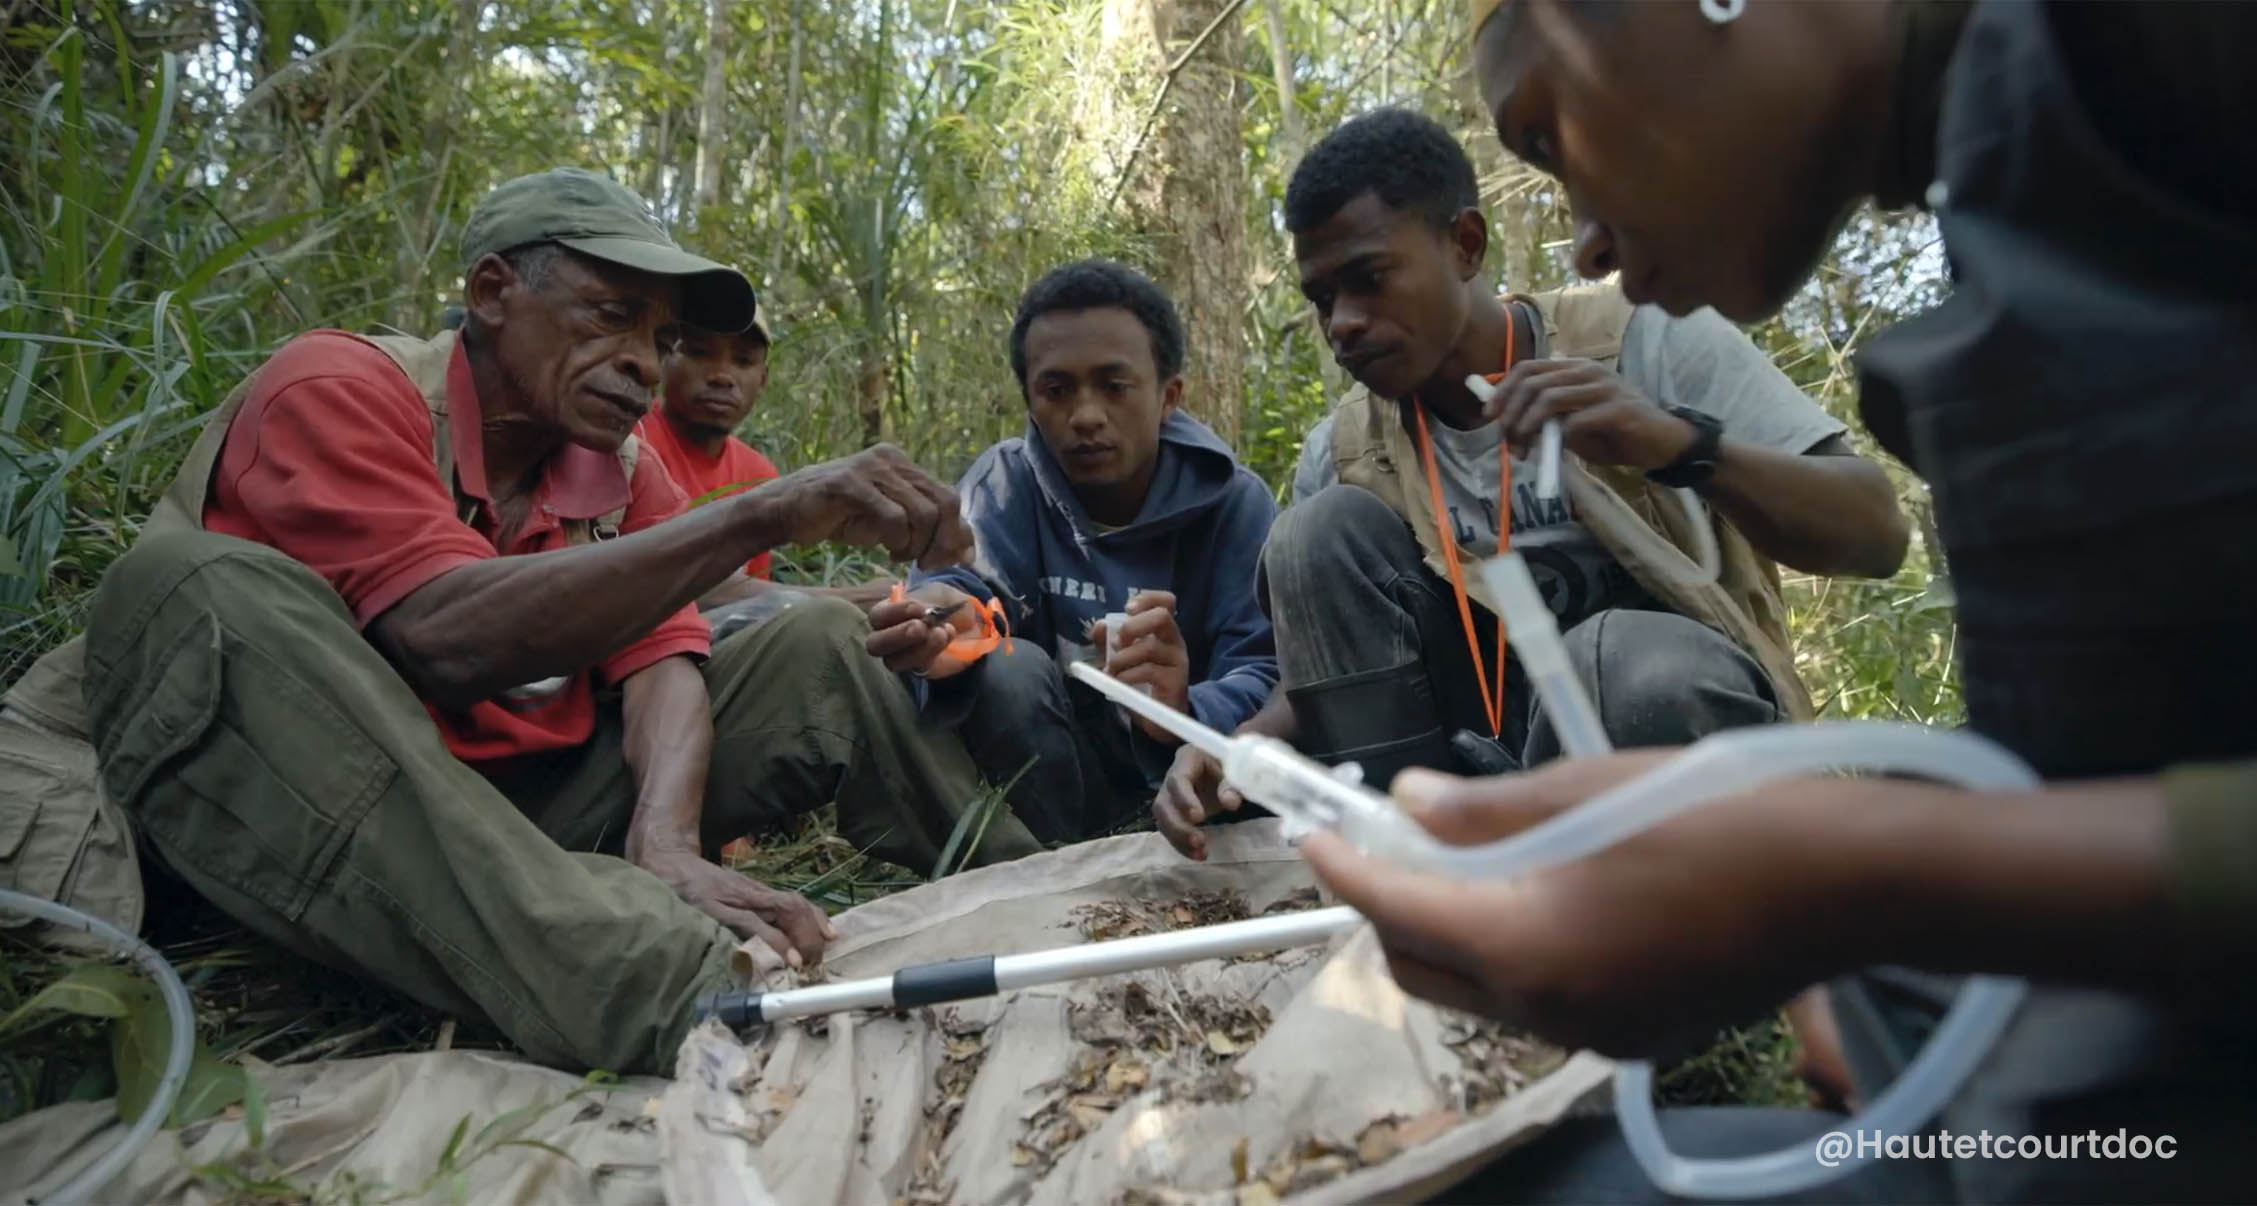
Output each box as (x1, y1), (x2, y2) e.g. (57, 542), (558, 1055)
(1646, 404), (1723, 488)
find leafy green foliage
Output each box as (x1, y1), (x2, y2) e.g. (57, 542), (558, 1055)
(1, 0), (1958, 1139)
(0, 960), (141, 1033)
(0, 954), (244, 1128)
(1659, 1012), (1810, 1110)
(0, 0), (1959, 722)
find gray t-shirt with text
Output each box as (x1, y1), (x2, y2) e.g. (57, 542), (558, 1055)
(1290, 304), (1844, 626)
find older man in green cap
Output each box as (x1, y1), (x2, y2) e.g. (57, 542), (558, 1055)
(75, 168), (1036, 1074)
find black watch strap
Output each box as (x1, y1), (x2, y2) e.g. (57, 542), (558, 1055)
(1647, 405), (1723, 488)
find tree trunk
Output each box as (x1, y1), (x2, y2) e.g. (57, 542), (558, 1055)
(768, 0), (803, 274)
(693, 0), (727, 214)
(856, 351), (887, 449)
(396, 0), (479, 329)
(1103, 0), (1250, 450)
(1261, 0), (1302, 157)
(642, 0), (671, 206)
(1261, 0), (1337, 397)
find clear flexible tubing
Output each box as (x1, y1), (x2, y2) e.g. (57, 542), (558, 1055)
(1460, 555), (2033, 1197)
(0, 888), (195, 1206)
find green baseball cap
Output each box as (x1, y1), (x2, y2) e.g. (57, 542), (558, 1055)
(461, 167), (756, 334)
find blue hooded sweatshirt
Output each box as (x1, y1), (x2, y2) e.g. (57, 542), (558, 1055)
(917, 409), (1280, 733)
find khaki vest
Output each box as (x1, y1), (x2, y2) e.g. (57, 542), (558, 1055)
(0, 330), (637, 938)
(1328, 282), (1814, 722)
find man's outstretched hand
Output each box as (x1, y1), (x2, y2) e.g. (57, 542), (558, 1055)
(1154, 743), (1243, 861)
(1300, 752), (1868, 1057)
(637, 848), (837, 968)
(759, 444), (975, 569)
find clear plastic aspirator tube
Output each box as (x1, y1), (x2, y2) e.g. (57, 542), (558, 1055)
(1465, 554), (2032, 1198)
(1074, 553), (2033, 1199)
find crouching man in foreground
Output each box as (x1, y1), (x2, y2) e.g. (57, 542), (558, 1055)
(81, 168), (1037, 1075)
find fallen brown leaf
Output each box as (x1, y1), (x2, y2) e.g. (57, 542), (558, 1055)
(1356, 1119), (1402, 1166)
(1396, 1108), (1461, 1149)
(1105, 1057), (1149, 1093)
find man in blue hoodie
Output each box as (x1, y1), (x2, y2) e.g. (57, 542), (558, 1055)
(879, 260), (1280, 842)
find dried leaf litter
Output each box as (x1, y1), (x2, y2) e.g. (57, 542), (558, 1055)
(806, 889), (1564, 1203)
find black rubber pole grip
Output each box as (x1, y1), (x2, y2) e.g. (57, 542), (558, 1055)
(693, 987), (767, 1029)
(892, 956), (998, 1007)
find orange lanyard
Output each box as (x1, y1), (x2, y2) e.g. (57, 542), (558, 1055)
(1410, 314), (1515, 739)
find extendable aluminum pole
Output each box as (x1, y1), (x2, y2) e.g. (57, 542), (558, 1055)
(696, 905), (1360, 1028)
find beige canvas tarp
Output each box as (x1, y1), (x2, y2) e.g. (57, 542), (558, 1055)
(663, 820), (1613, 1205)
(1, 821), (1609, 1205)
(1, 1050), (673, 1205)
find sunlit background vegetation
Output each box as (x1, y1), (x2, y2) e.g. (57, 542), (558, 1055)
(2, 0), (1957, 1121)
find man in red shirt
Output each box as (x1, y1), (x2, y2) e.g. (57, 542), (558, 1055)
(642, 309), (893, 624)
(78, 168), (1038, 1074)
(641, 308), (785, 580)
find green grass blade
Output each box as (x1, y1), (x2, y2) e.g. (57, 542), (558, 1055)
(171, 211), (324, 300)
(1, 340), (39, 435)
(241, 1070), (267, 1151)
(12, 397), (188, 529)
(94, 51), (177, 298)
(931, 756), (1032, 880)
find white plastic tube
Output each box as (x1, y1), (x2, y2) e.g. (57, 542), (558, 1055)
(0, 889), (195, 1206)
(1470, 555), (2033, 1198)
(1460, 375), (1717, 584)
(1484, 552), (1610, 758)
(1535, 420), (1564, 501)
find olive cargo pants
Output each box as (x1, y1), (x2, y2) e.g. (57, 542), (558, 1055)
(82, 530), (1036, 1075)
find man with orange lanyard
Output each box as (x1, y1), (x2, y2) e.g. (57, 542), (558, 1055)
(1155, 108), (1908, 861)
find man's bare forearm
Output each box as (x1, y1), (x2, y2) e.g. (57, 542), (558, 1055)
(1237, 692), (1299, 742)
(701, 573), (897, 613)
(620, 655), (715, 861)
(375, 488), (787, 707)
(1817, 776), (2170, 995)
(1699, 439), (1909, 579)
